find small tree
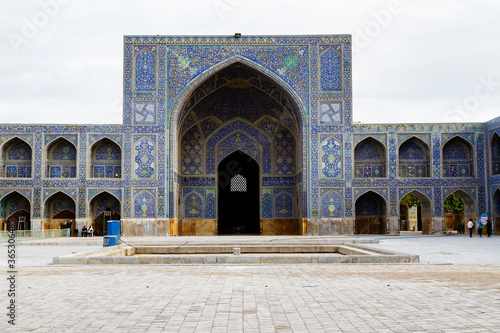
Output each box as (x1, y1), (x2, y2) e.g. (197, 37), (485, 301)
(444, 194), (464, 214)
(400, 193), (421, 210)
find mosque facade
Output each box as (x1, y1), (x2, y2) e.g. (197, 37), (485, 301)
(1, 34), (499, 236)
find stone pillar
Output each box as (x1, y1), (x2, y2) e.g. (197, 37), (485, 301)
(75, 218), (88, 237)
(31, 218), (43, 231)
(345, 218), (355, 235)
(388, 217), (400, 234)
(431, 217), (444, 235)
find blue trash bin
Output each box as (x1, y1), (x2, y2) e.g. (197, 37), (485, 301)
(103, 220), (121, 247)
(107, 220), (121, 238)
(103, 235), (119, 247)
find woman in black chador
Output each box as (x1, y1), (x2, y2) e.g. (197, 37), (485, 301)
(486, 220), (492, 237)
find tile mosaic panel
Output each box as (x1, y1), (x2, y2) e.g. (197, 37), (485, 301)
(319, 101), (342, 124)
(274, 126), (295, 175)
(205, 188), (216, 219)
(133, 191), (155, 218)
(133, 101), (156, 124)
(89, 134), (123, 147)
(182, 187), (204, 219)
(274, 188), (294, 218)
(321, 190), (343, 218)
(0, 134), (33, 147)
(206, 119), (271, 174)
(181, 127), (203, 175)
(261, 188), (273, 218)
(320, 137), (342, 178)
(135, 48), (156, 91)
(134, 138), (155, 178)
(319, 45), (341, 91)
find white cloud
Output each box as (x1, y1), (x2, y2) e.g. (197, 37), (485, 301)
(0, 0), (499, 124)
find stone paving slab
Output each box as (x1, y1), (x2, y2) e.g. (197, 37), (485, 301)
(1, 265), (500, 332)
(2, 235), (500, 332)
(368, 234), (500, 265)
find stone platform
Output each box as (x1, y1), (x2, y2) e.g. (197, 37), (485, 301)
(52, 236), (418, 265)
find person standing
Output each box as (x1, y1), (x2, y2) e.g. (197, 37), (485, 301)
(478, 219), (483, 238)
(467, 219), (474, 237)
(486, 220), (492, 237)
(66, 220), (72, 237)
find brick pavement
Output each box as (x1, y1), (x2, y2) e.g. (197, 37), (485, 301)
(2, 264), (500, 332)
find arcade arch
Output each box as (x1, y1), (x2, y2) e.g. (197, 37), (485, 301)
(443, 190), (475, 231)
(399, 191), (432, 234)
(0, 191), (30, 231)
(44, 192), (76, 230)
(89, 192), (121, 236)
(355, 191), (387, 234)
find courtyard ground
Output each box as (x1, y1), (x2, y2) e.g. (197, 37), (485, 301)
(1, 235), (500, 332)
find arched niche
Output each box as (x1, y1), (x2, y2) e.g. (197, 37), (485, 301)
(354, 138), (386, 178)
(46, 138), (77, 178)
(90, 138), (122, 178)
(491, 133), (500, 175)
(398, 137), (430, 178)
(442, 137), (473, 178)
(1, 138), (32, 178)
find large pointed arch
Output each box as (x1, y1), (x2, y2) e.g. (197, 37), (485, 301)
(169, 56), (307, 132)
(169, 57), (308, 234)
(444, 189), (476, 233)
(168, 56), (307, 183)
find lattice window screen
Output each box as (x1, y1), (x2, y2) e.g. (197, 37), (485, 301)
(230, 174), (247, 192)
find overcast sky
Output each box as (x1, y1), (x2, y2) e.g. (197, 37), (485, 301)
(0, 0), (499, 125)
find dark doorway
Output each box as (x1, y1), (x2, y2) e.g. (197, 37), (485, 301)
(217, 150), (260, 235)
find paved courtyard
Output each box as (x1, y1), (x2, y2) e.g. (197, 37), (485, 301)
(2, 235), (500, 332)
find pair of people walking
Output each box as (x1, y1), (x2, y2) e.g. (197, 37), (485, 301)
(468, 219), (492, 237)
